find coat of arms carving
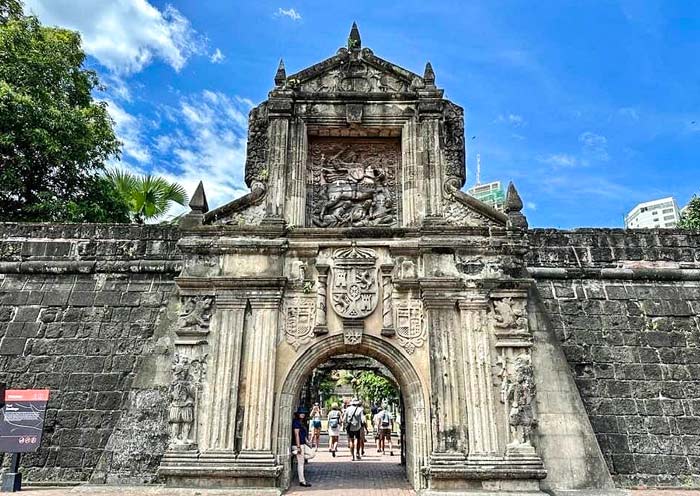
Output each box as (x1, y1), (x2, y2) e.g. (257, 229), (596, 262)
(330, 246), (378, 319)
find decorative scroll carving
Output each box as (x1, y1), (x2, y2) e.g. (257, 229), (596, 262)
(177, 296), (213, 334)
(500, 353), (537, 451)
(380, 265), (395, 336)
(396, 300), (424, 354)
(313, 265), (329, 335)
(308, 139), (399, 228)
(244, 103), (269, 186)
(299, 62), (410, 94)
(330, 246), (378, 320)
(168, 353), (206, 450)
(492, 297), (528, 333)
(443, 199), (501, 227)
(442, 101), (466, 188)
(284, 298), (316, 350)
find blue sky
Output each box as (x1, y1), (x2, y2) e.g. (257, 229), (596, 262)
(25, 1), (700, 228)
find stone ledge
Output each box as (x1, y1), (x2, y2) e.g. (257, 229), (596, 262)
(528, 266), (700, 281)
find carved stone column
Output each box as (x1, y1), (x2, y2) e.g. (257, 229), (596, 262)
(237, 291), (283, 466)
(313, 264), (329, 336)
(401, 118), (422, 226)
(422, 279), (467, 459)
(380, 264), (395, 336)
(200, 298), (247, 451)
(264, 96), (292, 222)
(458, 298), (499, 459)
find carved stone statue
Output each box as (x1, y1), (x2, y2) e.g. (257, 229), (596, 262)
(168, 354), (205, 449)
(502, 353), (537, 450)
(178, 296), (213, 333)
(309, 141), (398, 228)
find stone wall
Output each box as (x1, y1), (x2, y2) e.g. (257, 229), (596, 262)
(0, 224), (181, 483)
(528, 229), (700, 487)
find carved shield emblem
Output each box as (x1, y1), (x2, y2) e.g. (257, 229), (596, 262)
(330, 246), (378, 319)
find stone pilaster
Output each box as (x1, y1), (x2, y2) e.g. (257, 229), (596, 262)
(458, 298), (499, 459)
(264, 94), (292, 222)
(422, 279), (467, 458)
(419, 114), (444, 219)
(284, 118), (307, 226)
(237, 292), (282, 466)
(401, 118), (422, 226)
(200, 298), (247, 451)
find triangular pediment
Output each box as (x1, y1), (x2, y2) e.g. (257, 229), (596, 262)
(286, 48), (425, 95)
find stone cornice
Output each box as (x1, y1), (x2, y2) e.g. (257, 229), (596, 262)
(528, 266), (700, 281)
(176, 277), (288, 291)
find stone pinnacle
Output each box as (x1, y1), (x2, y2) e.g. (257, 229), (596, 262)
(274, 59), (286, 87)
(189, 181), (209, 214)
(348, 22), (361, 50)
(424, 62), (436, 87)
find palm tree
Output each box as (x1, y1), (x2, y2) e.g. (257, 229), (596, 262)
(106, 169), (187, 224)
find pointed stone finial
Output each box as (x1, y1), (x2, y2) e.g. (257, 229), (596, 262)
(424, 62), (436, 87)
(348, 22), (361, 50)
(189, 181), (209, 214)
(505, 181), (527, 229)
(274, 59), (286, 87)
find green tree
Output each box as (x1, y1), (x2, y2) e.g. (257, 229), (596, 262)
(0, 0), (124, 222)
(351, 371), (399, 407)
(679, 196), (700, 231)
(107, 169), (187, 224)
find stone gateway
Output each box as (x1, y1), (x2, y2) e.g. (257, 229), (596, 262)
(2, 23), (700, 496)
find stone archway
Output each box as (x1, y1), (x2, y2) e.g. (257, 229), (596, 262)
(275, 334), (431, 491)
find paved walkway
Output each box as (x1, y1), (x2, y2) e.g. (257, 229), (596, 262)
(286, 434), (414, 495)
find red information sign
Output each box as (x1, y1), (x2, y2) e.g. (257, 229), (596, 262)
(0, 389), (50, 453)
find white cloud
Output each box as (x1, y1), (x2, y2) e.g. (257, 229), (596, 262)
(537, 153), (579, 168)
(526, 201), (537, 211)
(152, 90), (254, 217)
(579, 131), (609, 161)
(210, 48), (225, 64)
(619, 107), (640, 120)
(276, 7), (301, 21)
(496, 113), (525, 127)
(25, 0), (206, 74)
(105, 100), (151, 164)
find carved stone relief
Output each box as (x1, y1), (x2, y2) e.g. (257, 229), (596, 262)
(284, 297), (316, 350)
(299, 62), (409, 94)
(491, 297), (528, 334)
(177, 296), (213, 335)
(443, 198), (500, 227)
(499, 352), (537, 452)
(168, 353), (206, 450)
(330, 246), (378, 319)
(396, 299), (424, 354)
(307, 138), (399, 228)
(244, 103), (269, 186)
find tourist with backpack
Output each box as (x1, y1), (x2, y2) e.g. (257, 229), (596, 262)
(327, 402), (341, 457)
(344, 397), (365, 461)
(377, 404), (394, 456)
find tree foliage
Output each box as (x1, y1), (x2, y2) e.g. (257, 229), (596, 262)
(351, 371), (399, 407)
(0, 1), (124, 222)
(678, 196), (700, 231)
(106, 169), (187, 224)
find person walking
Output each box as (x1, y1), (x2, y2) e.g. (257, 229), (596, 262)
(327, 402), (342, 457)
(372, 405), (382, 452)
(310, 402), (322, 449)
(292, 407), (312, 487)
(344, 397), (365, 461)
(377, 404), (394, 456)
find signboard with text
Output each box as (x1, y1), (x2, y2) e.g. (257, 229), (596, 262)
(0, 389), (49, 453)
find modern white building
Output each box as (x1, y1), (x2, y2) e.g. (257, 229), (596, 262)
(467, 181), (505, 210)
(624, 197), (681, 229)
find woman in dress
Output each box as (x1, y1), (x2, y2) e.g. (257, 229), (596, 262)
(327, 402), (342, 457)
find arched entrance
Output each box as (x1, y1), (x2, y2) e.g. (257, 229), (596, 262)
(275, 334), (431, 491)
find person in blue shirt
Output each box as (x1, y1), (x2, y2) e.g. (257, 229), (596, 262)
(292, 406), (311, 487)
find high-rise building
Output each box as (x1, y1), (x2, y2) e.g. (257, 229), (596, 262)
(624, 197), (681, 229)
(467, 181), (505, 210)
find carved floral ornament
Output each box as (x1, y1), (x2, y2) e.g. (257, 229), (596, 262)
(177, 295), (213, 334)
(491, 297), (528, 334)
(498, 352), (537, 451)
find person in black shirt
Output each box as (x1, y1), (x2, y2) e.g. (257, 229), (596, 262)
(292, 406), (311, 487)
